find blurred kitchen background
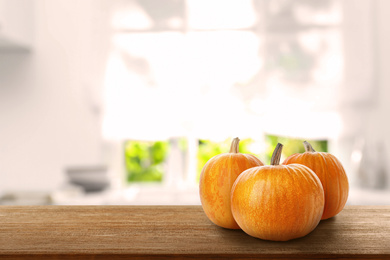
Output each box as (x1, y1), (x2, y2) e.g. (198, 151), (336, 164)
(1, 0), (390, 205)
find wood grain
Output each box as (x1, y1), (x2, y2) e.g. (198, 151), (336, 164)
(0, 205), (389, 259)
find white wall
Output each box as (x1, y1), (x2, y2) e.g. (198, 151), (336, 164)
(372, 0), (390, 189)
(337, 0), (390, 191)
(0, 0), (110, 191)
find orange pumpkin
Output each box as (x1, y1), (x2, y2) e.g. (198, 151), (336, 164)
(231, 143), (324, 241)
(199, 137), (264, 229)
(283, 141), (349, 220)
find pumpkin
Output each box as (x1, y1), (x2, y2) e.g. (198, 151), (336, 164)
(283, 141), (349, 220)
(199, 137), (264, 229)
(231, 143), (324, 241)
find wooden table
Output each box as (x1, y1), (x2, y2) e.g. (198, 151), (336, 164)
(0, 205), (389, 259)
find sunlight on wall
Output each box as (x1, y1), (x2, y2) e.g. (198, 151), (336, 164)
(103, 31), (262, 141)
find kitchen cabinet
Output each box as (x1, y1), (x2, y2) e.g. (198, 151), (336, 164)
(0, 205), (389, 259)
(0, 0), (33, 51)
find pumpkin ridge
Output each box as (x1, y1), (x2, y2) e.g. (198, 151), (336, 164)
(327, 154), (345, 217)
(335, 154), (349, 212)
(209, 156), (227, 207)
(297, 164), (324, 231)
(226, 153), (236, 226)
(228, 153), (233, 190)
(289, 164), (309, 185)
(199, 158), (218, 210)
(296, 167), (314, 233)
(213, 154), (231, 226)
(211, 158), (224, 213)
(283, 166), (300, 229)
(332, 158), (343, 213)
(317, 152), (330, 218)
(323, 153), (340, 218)
(287, 165), (312, 232)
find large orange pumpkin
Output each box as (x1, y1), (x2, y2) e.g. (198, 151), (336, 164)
(231, 143), (324, 241)
(199, 137), (264, 229)
(283, 141), (349, 220)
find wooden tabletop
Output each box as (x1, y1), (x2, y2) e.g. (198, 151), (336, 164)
(0, 205), (389, 259)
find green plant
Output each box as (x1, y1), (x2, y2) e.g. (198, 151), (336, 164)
(124, 140), (169, 182)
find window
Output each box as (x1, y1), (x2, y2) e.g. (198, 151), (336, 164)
(103, 0), (342, 190)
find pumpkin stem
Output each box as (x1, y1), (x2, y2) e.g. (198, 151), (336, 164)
(303, 141), (316, 152)
(270, 143), (283, 165)
(229, 137), (240, 153)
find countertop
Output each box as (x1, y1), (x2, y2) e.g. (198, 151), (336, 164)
(0, 205), (389, 259)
